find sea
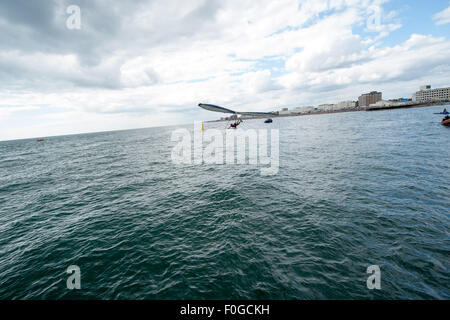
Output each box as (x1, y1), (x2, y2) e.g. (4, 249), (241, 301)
(0, 105), (449, 299)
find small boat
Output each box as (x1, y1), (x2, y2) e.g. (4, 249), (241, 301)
(434, 112), (449, 115)
(264, 118), (273, 123)
(37, 139), (46, 142)
(442, 119), (450, 127)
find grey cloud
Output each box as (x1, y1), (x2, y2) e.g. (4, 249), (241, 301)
(0, 0), (223, 90)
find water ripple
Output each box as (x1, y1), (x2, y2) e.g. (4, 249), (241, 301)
(0, 107), (449, 299)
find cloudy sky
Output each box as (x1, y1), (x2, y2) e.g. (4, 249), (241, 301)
(0, 0), (450, 141)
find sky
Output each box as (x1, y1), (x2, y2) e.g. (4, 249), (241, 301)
(0, 0), (450, 141)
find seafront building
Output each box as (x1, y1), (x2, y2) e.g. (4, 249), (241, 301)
(292, 106), (315, 113)
(318, 104), (336, 112)
(278, 106), (316, 115)
(337, 101), (357, 109)
(367, 99), (415, 110)
(358, 91), (382, 107)
(275, 101), (358, 116)
(413, 85), (450, 103)
(270, 84), (448, 117)
(279, 108), (290, 115)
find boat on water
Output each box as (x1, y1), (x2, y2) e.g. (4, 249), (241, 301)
(264, 118), (273, 123)
(37, 139), (46, 142)
(442, 119), (450, 127)
(436, 108), (449, 115)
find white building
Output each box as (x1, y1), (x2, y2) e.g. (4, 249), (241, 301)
(367, 99), (415, 110)
(291, 106), (315, 114)
(303, 106), (315, 113)
(337, 101), (357, 110)
(279, 108), (291, 115)
(318, 104), (337, 112)
(414, 85), (450, 102)
(369, 100), (392, 108)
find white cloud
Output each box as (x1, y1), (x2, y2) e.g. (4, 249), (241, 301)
(281, 33), (450, 92)
(240, 70), (283, 94)
(433, 4), (450, 25)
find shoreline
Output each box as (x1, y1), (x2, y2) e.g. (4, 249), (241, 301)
(207, 101), (450, 122)
(366, 101), (450, 112)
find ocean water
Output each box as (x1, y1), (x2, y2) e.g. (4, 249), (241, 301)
(0, 106), (449, 300)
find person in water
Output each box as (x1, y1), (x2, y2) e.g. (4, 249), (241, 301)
(443, 115), (450, 121)
(444, 108), (447, 114)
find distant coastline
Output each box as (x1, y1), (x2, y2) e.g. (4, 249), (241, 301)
(207, 101), (450, 122)
(365, 100), (450, 112)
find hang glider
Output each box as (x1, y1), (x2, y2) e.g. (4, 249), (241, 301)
(198, 103), (277, 117)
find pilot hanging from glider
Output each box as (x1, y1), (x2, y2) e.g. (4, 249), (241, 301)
(229, 118), (242, 129)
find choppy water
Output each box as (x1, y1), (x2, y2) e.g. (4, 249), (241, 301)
(0, 106), (449, 300)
